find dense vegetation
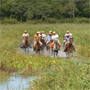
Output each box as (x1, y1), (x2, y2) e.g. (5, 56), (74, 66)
(0, 24), (90, 89)
(0, 0), (89, 23)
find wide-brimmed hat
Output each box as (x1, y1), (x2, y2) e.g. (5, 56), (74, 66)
(49, 32), (51, 34)
(67, 31), (69, 33)
(49, 31), (52, 33)
(24, 30), (27, 33)
(53, 31), (56, 34)
(36, 31), (40, 33)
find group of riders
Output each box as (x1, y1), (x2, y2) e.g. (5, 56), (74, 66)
(21, 30), (76, 52)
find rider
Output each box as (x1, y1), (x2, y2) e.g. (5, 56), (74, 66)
(30, 31), (42, 49)
(64, 31), (73, 37)
(42, 31), (46, 40)
(63, 34), (76, 52)
(63, 31), (72, 47)
(39, 31), (46, 45)
(45, 32), (52, 45)
(49, 31), (53, 36)
(21, 30), (31, 48)
(51, 31), (61, 49)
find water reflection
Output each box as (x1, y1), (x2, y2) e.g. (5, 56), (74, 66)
(0, 73), (35, 90)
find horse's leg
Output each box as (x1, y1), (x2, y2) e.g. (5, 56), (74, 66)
(25, 47), (26, 52)
(56, 51), (58, 57)
(54, 52), (55, 57)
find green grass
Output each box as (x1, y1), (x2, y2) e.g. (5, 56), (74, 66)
(0, 23), (90, 89)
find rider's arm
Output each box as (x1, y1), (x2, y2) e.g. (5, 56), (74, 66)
(30, 36), (34, 40)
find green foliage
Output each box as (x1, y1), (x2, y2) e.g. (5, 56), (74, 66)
(30, 60), (90, 90)
(1, 18), (19, 24)
(0, 23), (89, 89)
(0, 0), (89, 22)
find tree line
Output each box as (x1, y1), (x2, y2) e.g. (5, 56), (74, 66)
(0, 0), (89, 22)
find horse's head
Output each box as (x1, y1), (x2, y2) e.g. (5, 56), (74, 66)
(23, 36), (29, 47)
(70, 37), (73, 44)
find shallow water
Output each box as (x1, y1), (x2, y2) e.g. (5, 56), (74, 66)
(18, 47), (67, 58)
(0, 47), (79, 90)
(0, 73), (35, 90)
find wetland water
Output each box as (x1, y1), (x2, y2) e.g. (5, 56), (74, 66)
(0, 47), (78, 90)
(0, 73), (35, 90)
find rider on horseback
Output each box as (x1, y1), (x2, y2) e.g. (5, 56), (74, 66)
(50, 31), (61, 49)
(21, 30), (31, 48)
(30, 31), (42, 49)
(63, 34), (76, 52)
(39, 31), (46, 46)
(45, 32), (52, 45)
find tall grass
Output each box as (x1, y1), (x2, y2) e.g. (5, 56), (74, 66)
(30, 60), (90, 90)
(0, 23), (90, 89)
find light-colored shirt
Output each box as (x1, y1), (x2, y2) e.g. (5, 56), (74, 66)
(39, 34), (46, 40)
(22, 33), (29, 37)
(46, 35), (52, 41)
(52, 34), (59, 40)
(65, 36), (70, 42)
(65, 33), (72, 37)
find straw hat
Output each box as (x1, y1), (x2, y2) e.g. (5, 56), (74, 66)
(49, 31), (52, 33)
(49, 32), (51, 34)
(67, 31), (69, 33)
(53, 31), (56, 34)
(24, 30), (27, 33)
(36, 31), (40, 33)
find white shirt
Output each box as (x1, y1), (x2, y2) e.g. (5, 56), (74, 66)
(39, 34), (46, 40)
(22, 33), (29, 37)
(52, 34), (59, 40)
(65, 33), (72, 37)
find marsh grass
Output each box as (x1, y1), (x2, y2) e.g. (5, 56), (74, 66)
(0, 23), (90, 89)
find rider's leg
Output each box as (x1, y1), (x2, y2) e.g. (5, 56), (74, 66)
(46, 41), (49, 45)
(63, 42), (67, 52)
(58, 41), (61, 48)
(73, 43), (76, 52)
(21, 39), (24, 48)
(39, 41), (42, 46)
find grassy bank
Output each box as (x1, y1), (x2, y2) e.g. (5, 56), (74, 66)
(0, 23), (90, 89)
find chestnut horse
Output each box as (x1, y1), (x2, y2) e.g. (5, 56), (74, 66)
(23, 37), (30, 52)
(65, 38), (74, 58)
(34, 40), (41, 54)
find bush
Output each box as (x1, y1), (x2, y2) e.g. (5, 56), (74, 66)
(26, 19), (43, 24)
(1, 18), (19, 24)
(45, 18), (57, 23)
(74, 18), (90, 23)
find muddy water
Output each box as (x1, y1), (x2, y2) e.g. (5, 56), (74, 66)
(19, 47), (67, 58)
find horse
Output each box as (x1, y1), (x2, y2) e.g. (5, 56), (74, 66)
(46, 40), (53, 55)
(40, 39), (46, 50)
(34, 39), (41, 54)
(65, 38), (74, 58)
(52, 40), (60, 57)
(50, 39), (60, 57)
(23, 36), (30, 52)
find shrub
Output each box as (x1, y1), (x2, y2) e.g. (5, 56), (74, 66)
(1, 18), (19, 24)
(74, 18), (89, 23)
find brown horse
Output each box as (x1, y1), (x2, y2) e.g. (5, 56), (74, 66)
(40, 39), (46, 50)
(52, 40), (60, 57)
(46, 40), (53, 55)
(65, 38), (74, 58)
(34, 40), (41, 54)
(23, 37), (30, 52)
